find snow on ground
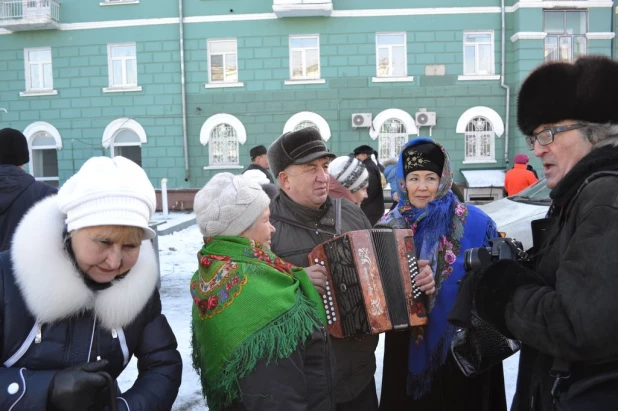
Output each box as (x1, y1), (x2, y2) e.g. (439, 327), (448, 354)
(119, 223), (519, 410)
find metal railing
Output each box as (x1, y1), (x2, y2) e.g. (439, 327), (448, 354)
(0, 0), (60, 22)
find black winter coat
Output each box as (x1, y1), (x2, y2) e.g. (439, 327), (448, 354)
(0, 197), (182, 411)
(0, 165), (56, 252)
(475, 138), (618, 411)
(360, 159), (384, 226)
(270, 192), (378, 405)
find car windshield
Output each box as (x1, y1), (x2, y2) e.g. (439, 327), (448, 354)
(509, 179), (551, 204)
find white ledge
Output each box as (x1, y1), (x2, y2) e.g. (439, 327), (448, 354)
(510, 32), (547, 42)
(586, 32), (615, 40)
(20, 90), (58, 97)
(204, 165), (244, 170)
(102, 86), (143, 93)
(205, 82), (244, 89)
(458, 75), (500, 81)
(284, 79), (326, 85)
(462, 160), (498, 165)
(371, 76), (414, 83)
(100, 0), (139, 5)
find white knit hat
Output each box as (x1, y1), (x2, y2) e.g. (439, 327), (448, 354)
(194, 172), (270, 237)
(57, 156), (156, 239)
(243, 169), (270, 186)
(328, 155), (369, 193)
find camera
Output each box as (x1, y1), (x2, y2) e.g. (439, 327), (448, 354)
(464, 237), (528, 272)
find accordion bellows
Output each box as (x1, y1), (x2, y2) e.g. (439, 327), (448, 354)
(309, 229), (428, 338)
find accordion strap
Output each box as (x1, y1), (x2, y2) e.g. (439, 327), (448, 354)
(271, 199), (342, 237)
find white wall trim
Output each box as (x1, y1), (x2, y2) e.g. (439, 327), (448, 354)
(510, 32), (547, 43)
(586, 32), (616, 40)
(102, 118), (147, 149)
(184, 13), (277, 24)
(99, 0), (139, 6)
(23, 121), (63, 149)
(371, 76), (414, 83)
(332, 7), (501, 17)
(203, 165), (244, 170)
(284, 79), (326, 85)
(369, 109), (418, 140)
(283, 111), (332, 141)
(20, 90), (58, 97)
(456, 106), (505, 137)
(60, 18), (178, 31)
(200, 113), (247, 145)
(102, 86), (142, 93)
(510, 1), (612, 12)
(205, 82), (244, 89)
(458, 75), (501, 81)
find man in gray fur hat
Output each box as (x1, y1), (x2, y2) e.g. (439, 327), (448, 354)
(267, 127), (379, 411)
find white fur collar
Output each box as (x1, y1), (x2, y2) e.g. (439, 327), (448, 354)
(11, 196), (159, 330)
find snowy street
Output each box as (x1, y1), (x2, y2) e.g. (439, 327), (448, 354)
(119, 224), (519, 410)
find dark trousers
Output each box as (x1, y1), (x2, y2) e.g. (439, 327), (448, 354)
(336, 379), (379, 411)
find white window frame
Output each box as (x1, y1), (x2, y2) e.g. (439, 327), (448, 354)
(282, 111), (332, 141)
(288, 35), (321, 82)
(375, 32), (407, 77)
(102, 118), (147, 149)
(103, 43), (142, 93)
(200, 113), (247, 169)
(543, 10), (588, 63)
(23, 121), (62, 185)
(462, 31), (495, 76)
(206, 38), (244, 89)
(456, 106), (503, 164)
(21, 47), (57, 97)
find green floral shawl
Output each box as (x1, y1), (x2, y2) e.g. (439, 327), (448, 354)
(190, 236), (326, 411)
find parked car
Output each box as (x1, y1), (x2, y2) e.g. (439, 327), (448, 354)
(479, 179), (551, 250)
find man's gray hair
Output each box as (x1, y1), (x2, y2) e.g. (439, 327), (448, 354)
(579, 122), (618, 146)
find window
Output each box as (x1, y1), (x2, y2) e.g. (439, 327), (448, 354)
(208, 39), (238, 84)
(378, 119), (408, 163)
(111, 129), (142, 167)
(376, 33), (406, 77)
(30, 131), (59, 187)
(294, 121), (319, 131)
(107, 43), (138, 88)
(209, 124), (239, 166)
(544, 10), (587, 62)
(24, 48), (53, 92)
(464, 117), (495, 162)
(289, 35), (320, 80)
(463, 32), (494, 75)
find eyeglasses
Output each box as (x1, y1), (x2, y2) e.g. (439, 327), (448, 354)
(525, 123), (585, 151)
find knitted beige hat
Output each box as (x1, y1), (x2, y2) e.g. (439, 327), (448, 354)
(194, 173), (270, 237)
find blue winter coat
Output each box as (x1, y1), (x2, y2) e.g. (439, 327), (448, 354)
(0, 197), (182, 410)
(0, 164), (57, 252)
(383, 162), (398, 198)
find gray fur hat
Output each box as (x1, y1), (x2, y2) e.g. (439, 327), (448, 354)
(194, 173), (270, 237)
(267, 127), (336, 178)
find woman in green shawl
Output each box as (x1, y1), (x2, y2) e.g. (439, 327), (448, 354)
(191, 172), (335, 411)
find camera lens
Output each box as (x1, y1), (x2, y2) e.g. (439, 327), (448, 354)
(464, 248), (481, 272)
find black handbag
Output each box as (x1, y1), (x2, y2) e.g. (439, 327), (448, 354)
(451, 310), (521, 378)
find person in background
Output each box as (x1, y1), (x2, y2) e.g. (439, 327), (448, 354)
(382, 157), (399, 211)
(377, 138), (505, 411)
(0, 156), (182, 411)
(0, 128), (57, 252)
(328, 155), (369, 206)
(504, 153), (538, 196)
(244, 145), (274, 184)
(190, 173), (334, 411)
(353, 145), (384, 225)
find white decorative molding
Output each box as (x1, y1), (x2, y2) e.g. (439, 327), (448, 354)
(462, 160), (498, 165)
(509, 1), (613, 12)
(456, 106), (505, 137)
(510, 32), (547, 43)
(205, 82), (245, 89)
(184, 13), (277, 24)
(371, 76), (414, 83)
(23, 121), (63, 149)
(284, 79), (326, 85)
(331, 7), (501, 17)
(99, 0), (139, 5)
(586, 32), (616, 40)
(19, 90), (58, 97)
(203, 165), (244, 170)
(283, 111), (332, 141)
(200, 113), (247, 145)
(60, 18), (178, 31)
(102, 118), (147, 149)
(369, 109), (418, 140)
(102, 86), (142, 93)
(458, 75), (501, 81)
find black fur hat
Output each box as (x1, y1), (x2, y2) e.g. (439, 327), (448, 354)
(353, 145), (376, 155)
(518, 55), (618, 136)
(0, 128), (29, 166)
(267, 127), (335, 178)
(249, 145), (267, 160)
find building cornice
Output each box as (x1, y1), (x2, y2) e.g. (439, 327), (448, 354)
(586, 32), (616, 40)
(510, 32), (547, 42)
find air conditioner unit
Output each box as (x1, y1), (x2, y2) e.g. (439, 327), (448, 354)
(415, 111), (437, 127)
(351, 113), (372, 128)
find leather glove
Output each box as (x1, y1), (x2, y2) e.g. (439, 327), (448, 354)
(48, 360), (109, 411)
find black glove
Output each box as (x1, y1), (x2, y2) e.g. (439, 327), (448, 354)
(48, 360), (109, 411)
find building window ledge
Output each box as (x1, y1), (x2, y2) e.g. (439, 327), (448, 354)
(99, 1), (139, 6)
(586, 32), (615, 40)
(102, 86), (143, 93)
(371, 76), (414, 83)
(20, 90), (58, 97)
(462, 160), (498, 165)
(284, 79), (326, 86)
(458, 75), (501, 81)
(204, 165), (244, 170)
(205, 82), (245, 89)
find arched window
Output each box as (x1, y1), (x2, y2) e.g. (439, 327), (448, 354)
(294, 120), (319, 132)
(464, 117), (495, 162)
(23, 121), (62, 187)
(200, 113), (247, 168)
(283, 111), (331, 141)
(102, 118), (147, 167)
(378, 118), (407, 162)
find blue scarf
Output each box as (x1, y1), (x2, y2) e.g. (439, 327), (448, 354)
(379, 138), (497, 398)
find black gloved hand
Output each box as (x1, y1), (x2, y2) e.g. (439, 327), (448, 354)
(48, 360), (109, 411)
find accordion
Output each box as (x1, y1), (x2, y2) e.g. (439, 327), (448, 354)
(308, 229), (427, 338)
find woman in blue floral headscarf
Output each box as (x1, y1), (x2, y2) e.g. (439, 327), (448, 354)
(377, 138), (506, 411)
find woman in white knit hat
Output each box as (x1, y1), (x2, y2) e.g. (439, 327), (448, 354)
(0, 156), (181, 411)
(328, 155), (369, 206)
(190, 172), (335, 411)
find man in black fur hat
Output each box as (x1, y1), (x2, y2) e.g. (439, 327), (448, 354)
(353, 145), (384, 225)
(243, 144), (274, 184)
(460, 56), (618, 410)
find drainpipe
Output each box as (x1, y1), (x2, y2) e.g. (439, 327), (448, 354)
(501, 0), (511, 167)
(179, 0), (190, 182)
